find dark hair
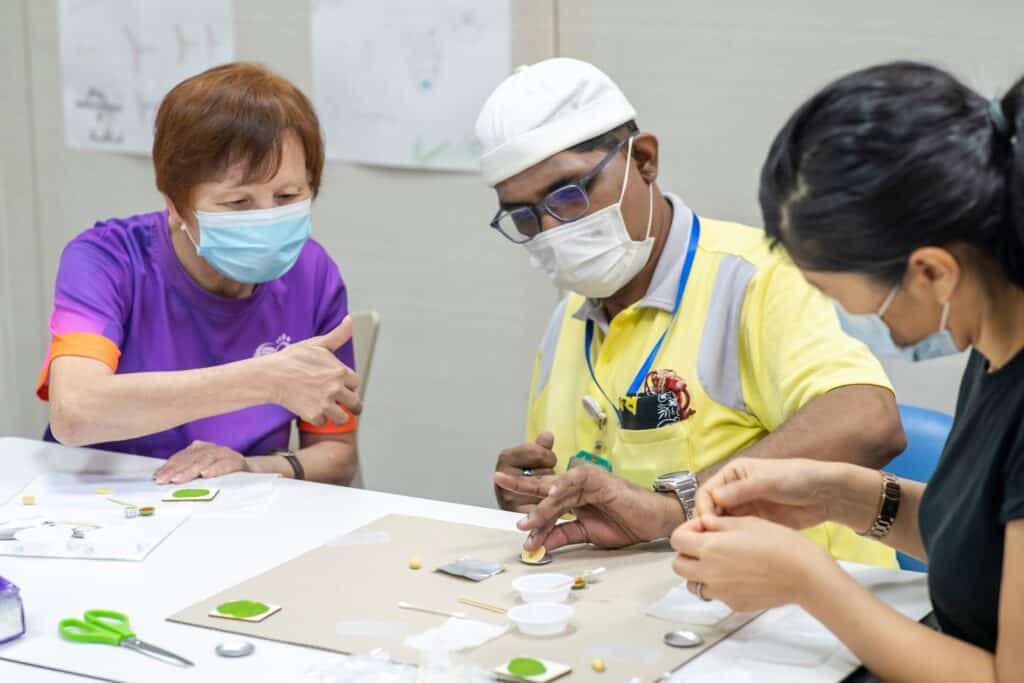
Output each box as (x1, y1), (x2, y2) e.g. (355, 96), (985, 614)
(760, 61), (1024, 288)
(571, 121), (639, 153)
(153, 62), (324, 215)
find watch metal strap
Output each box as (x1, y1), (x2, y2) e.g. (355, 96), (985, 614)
(675, 481), (697, 522)
(861, 472), (900, 540)
(655, 475), (697, 522)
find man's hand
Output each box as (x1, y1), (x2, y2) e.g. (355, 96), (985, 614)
(153, 440), (249, 484)
(494, 432), (558, 512)
(495, 463), (683, 551)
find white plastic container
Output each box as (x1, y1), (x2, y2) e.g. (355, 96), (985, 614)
(511, 573), (573, 604)
(0, 577), (25, 644)
(507, 603), (574, 637)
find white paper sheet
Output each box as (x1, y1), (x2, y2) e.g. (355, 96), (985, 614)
(7, 472), (279, 517)
(310, 0), (510, 171)
(646, 583), (735, 626)
(58, 0), (234, 154)
(404, 617), (509, 652)
(0, 503), (188, 562)
(0, 471), (278, 560)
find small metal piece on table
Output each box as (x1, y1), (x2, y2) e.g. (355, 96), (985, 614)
(215, 640), (255, 658)
(664, 630), (704, 648)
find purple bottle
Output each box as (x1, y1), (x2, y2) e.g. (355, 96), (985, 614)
(0, 577), (25, 644)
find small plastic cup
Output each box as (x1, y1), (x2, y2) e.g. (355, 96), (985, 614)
(507, 602), (574, 637)
(512, 573), (574, 604)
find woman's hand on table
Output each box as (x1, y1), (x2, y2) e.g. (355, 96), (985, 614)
(494, 464), (685, 551)
(670, 514), (838, 612)
(263, 316), (363, 426)
(154, 440), (249, 484)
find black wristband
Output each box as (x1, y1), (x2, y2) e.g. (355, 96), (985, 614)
(278, 452), (305, 481)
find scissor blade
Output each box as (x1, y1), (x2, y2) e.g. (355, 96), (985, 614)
(122, 638), (194, 668)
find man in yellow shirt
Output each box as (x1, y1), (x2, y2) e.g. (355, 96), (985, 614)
(475, 58), (906, 566)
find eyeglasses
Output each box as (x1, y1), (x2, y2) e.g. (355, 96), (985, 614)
(489, 133), (635, 244)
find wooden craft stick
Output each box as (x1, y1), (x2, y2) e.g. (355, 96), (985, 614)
(457, 598), (507, 615)
(397, 601), (465, 619)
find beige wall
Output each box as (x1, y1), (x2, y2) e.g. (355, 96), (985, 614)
(0, 0), (48, 438)
(554, 0), (1024, 415)
(3, 0), (1021, 503)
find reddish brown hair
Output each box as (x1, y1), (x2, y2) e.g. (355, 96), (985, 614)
(153, 62), (324, 214)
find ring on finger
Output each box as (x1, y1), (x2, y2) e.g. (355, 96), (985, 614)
(695, 582), (710, 602)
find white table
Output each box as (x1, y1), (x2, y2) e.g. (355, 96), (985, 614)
(0, 438), (931, 682)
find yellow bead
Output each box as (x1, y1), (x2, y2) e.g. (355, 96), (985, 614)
(94, 488), (113, 495)
(591, 658), (606, 673)
(409, 558), (421, 570)
(21, 495), (35, 505)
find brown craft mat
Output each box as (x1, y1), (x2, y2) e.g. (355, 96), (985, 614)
(168, 515), (761, 682)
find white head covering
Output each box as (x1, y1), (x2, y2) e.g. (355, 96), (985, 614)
(475, 58), (637, 187)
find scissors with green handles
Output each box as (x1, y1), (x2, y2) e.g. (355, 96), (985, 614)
(58, 610), (194, 668)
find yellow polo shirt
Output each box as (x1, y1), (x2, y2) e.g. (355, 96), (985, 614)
(526, 193), (897, 567)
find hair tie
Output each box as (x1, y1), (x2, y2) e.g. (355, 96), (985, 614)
(990, 98), (1012, 137)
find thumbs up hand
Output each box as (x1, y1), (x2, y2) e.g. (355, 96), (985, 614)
(263, 316), (362, 426)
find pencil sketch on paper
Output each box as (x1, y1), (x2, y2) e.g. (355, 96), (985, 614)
(311, 0), (510, 171)
(75, 87), (124, 144)
(58, 0), (235, 154)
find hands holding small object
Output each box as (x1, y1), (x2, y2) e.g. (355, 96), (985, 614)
(494, 432), (559, 513)
(494, 462), (685, 552)
(670, 457), (841, 612)
(154, 440), (248, 484)
(498, 453), (843, 613)
(670, 514), (832, 611)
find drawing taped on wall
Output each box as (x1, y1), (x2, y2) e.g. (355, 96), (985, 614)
(58, 0), (235, 155)
(311, 0), (511, 171)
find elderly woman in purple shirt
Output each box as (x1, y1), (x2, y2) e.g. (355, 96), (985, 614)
(38, 63), (362, 485)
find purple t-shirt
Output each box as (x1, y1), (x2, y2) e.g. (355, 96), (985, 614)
(39, 210), (354, 459)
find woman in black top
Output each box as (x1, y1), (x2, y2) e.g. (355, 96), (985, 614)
(670, 62), (1024, 680)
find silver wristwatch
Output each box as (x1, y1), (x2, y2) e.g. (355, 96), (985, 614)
(653, 471), (698, 522)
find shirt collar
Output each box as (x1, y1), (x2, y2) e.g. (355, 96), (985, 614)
(572, 192), (695, 331)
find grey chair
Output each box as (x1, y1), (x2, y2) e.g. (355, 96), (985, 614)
(288, 311), (380, 488)
(348, 311), (380, 489)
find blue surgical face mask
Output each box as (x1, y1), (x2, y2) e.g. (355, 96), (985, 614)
(833, 286), (962, 362)
(186, 199), (312, 284)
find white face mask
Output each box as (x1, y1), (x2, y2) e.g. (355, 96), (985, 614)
(523, 137), (655, 298)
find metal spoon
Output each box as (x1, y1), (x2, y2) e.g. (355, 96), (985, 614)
(664, 630), (704, 648)
(215, 640), (255, 658)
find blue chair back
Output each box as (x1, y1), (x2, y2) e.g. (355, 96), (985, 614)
(883, 405), (954, 571)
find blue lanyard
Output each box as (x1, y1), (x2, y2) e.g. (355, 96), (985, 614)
(584, 213), (701, 419)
